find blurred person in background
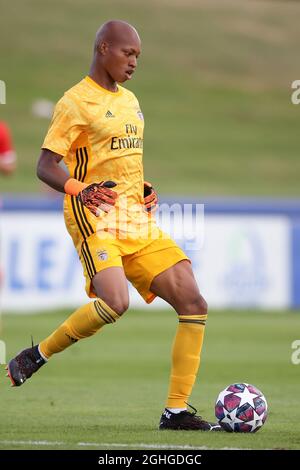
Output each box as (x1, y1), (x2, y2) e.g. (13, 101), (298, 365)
(0, 121), (17, 175)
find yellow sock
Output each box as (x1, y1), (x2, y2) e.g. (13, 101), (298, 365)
(39, 299), (120, 359)
(166, 314), (207, 409)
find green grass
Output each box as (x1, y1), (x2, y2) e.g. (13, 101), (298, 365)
(1, 0), (300, 196)
(0, 309), (300, 449)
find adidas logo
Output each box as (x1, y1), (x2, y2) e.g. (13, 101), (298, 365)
(105, 110), (115, 118)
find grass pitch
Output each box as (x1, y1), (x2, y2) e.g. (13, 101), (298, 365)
(0, 308), (299, 450)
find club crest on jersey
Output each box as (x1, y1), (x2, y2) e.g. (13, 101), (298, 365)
(137, 110), (144, 120)
(96, 249), (108, 261)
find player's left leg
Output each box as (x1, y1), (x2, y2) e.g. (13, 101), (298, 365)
(124, 237), (221, 431)
(150, 260), (221, 431)
(150, 260), (206, 405)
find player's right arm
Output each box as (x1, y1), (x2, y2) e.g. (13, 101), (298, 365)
(37, 95), (117, 213)
(37, 149), (117, 215)
(37, 95), (89, 195)
(37, 148), (86, 194)
(37, 148), (68, 193)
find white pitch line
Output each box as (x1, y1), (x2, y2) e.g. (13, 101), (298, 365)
(78, 442), (209, 450)
(0, 440), (249, 450)
(0, 440), (65, 447)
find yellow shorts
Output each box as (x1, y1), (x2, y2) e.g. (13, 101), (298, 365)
(64, 195), (189, 303)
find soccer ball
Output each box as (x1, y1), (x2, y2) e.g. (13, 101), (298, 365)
(215, 383), (268, 432)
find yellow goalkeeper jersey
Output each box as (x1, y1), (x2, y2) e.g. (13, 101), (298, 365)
(43, 76), (144, 206)
(42, 76), (159, 242)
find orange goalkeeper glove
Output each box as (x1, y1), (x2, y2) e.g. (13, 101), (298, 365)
(144, 181), (158, 212)
(78, 180), (118, 216)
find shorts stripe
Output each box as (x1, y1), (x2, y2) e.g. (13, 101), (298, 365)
(84, 240), (96, 276)
(71, 195), (86, 240)
(71, 196), (90, 239)
(79, 201), (94, 235)
(81, 240), (96, 280)
(76, 196), (93, 238)
(81, 243), (93, 279)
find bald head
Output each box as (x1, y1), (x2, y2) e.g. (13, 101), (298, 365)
(94, 20), (140, 53)
(90, 20), (141, 88)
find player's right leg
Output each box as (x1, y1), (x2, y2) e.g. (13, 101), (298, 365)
(6, 266), (129, 387)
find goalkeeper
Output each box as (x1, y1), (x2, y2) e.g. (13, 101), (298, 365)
(6, 20), (220, 432)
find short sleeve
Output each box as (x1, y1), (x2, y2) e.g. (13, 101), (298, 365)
(0, 122), (13, 154)
(42, 95), (87, 157)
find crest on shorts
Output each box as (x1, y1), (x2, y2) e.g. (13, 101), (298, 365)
(96, 249), (108, 261)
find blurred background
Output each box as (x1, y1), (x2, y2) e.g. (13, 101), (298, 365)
(0, 0), (300, 450)
(1, 0), (300, 195)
